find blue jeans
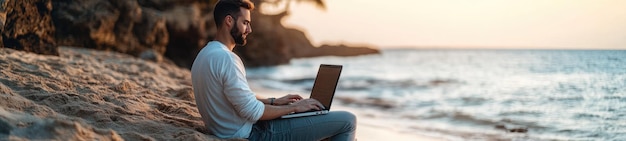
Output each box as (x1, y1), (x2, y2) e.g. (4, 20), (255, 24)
(248, 111), (356, 141)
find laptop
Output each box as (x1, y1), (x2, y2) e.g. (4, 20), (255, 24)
(280, 64), (343, 119)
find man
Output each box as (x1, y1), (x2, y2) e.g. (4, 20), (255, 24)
(191, 0), (356, 140)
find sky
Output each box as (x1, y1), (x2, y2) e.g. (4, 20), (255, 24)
(262, 0), (626, 49)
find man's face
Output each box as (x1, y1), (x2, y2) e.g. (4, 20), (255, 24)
(230, 8), (252, 46)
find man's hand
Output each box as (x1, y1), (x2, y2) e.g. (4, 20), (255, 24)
(259, 98), (324, 120)
(274, 94), (303, 105)
(291, 99), (325, 113)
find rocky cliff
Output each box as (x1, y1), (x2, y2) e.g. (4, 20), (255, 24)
(1, 0), (379, 68)
(1, 0), (58, 55)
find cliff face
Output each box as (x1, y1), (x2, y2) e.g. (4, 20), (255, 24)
(0, 0), (4, 47)
(50, 0), (224, 68)
(234, 11), (293, 67)
(234, 11), (380, 67)
(1, 0), (379, 68)
(1, 0), (58, 55)
(51, 0), (176, 62)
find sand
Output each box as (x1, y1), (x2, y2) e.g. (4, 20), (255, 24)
(0, 47), (441, 141)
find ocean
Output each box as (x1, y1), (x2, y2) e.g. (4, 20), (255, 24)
(246, 49), (626, 140)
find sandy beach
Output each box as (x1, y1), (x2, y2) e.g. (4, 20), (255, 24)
(0, 47), (440, 141)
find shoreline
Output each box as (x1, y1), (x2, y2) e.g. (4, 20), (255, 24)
(249, 83), (442, 141)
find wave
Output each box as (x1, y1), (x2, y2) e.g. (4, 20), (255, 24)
(247, 49), (626, 140)
(280, 78), (316, 84)
(334, 95), (547, 132)
(409, 125), (536, 141)
(256, 76), (462, 92)
(335, 96), (399, 109)
(338, 77), (461, 91)
(403, 110), (555, 140)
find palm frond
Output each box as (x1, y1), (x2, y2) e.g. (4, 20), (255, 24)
(312, 0), (326, 10)
(294, 0), (326, 10)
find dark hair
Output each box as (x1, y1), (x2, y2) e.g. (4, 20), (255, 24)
(213, 0), (255, 28)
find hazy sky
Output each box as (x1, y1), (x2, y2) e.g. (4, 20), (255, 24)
(263, 0), (626, 49)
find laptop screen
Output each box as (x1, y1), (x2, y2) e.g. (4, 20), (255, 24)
(310, 64), (342, 110)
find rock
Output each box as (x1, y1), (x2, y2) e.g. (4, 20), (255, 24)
(234, 11), (291, 67)
(235, 10), (379, 67)
(494, 124), (528, 133)
(295, 44), (380, 58)
(494, 124), (506, 130)
(161, 2), (216, 68)
(0, 0), (5, 47)
(1, 0), (58, 55)
(2, 0), (381, 68)
(139, 49), (164, 62)
(0, 118), (12, 135)
(509, 128), (528, 133)
(51, 0), (216, 68)
(52, 0), (168, 57)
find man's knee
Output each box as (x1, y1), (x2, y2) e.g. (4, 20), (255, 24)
(333, 111), (356, 128)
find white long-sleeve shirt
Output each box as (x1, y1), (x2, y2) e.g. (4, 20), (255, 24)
(191, 41), (265, 138)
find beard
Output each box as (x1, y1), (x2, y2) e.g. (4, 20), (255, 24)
(230, 24), (247, 46)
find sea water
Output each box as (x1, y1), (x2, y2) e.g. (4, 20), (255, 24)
(246, 49), (626, 140)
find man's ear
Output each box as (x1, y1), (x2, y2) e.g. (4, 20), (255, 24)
(225, 15), (233, 27)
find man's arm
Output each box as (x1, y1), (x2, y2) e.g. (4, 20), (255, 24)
(258, 105), (296, 120)
(256, 94), (303, 105)
(258, 99), (325, 120)
(220, 53), (317, 120)
(256, 95), (271, 104)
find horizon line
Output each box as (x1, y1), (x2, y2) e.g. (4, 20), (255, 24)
(375, 46), (626, 50)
